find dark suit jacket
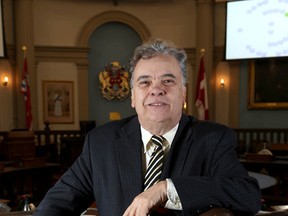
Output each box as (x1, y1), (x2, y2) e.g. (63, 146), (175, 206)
(34, 114), (261, 216)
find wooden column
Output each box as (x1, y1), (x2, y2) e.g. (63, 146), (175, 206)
(14, 0), (37, 129)
(195, 0), (215, 119)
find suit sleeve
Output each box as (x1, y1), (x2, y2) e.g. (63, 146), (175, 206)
(34, 133), (95, 216)
(171, 124), (261, 215)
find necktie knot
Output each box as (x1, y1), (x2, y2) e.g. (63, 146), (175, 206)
(151, 135), (164, 151)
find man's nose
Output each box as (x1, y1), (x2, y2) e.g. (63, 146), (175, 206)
(150, 85), (165, 96)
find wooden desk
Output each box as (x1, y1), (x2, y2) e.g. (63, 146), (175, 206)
(240, 159), (288, 206)
(1, 209), (287, 216)
(0, 212), (32, 216)
(0, 163), (60, 210)
(0, 131), (35, 161)
(240, 159), (288, 170)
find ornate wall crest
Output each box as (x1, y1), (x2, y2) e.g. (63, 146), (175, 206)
(99, 61), (130, 101)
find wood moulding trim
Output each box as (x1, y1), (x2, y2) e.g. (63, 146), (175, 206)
(35, 46), (89, 65)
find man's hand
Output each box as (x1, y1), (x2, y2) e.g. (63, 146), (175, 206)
(123, 180), (168, 216)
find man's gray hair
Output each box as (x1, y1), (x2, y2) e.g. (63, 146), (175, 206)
(129, 38), (187, 88)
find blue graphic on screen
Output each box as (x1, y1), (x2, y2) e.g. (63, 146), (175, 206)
(226, 0), (288, 60)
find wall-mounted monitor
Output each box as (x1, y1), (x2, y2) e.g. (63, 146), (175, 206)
(225, 0), (288, 60)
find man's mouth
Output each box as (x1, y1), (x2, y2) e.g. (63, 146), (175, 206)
(147, 102), (167, 106)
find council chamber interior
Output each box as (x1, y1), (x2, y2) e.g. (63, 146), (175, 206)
(0, 0), (288, 215)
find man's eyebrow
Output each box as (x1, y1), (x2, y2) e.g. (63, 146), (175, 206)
(161, 73), (176, 79)
(136, 75), (151, 82)
(136, 73), (176, 82)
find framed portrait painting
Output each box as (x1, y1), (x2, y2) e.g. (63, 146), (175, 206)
(248, 58), (288, 109)
(42, 81), (74, 123)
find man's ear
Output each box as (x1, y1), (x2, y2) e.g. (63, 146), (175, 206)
(182, 86), (187, 102)
(131, 91), (135, 108)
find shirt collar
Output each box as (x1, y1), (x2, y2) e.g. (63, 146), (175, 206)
(141, 124), (179, 154)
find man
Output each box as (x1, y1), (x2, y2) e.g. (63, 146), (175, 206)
(34, 39), (261, 216)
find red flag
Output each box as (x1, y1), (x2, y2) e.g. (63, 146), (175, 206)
(21, 57), (33, 130)
(195, 56), (209, 120)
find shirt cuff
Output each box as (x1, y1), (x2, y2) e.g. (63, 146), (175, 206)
(164, 178), (182, 210)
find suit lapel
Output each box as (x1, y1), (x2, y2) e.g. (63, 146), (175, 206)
(161, 115), (196, 178)
(114, 115), (198, 199)
(115, 117), (144, 200)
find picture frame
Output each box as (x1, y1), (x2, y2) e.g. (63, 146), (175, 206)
(248, 58), (288, 109)
(42, 81), (74, 123)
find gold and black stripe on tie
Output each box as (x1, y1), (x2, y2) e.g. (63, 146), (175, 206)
(144, 135), (164, 190)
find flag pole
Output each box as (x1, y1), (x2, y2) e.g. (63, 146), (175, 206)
(22, 46), (27, 57)
(195, 48), (209, 120)
(21, 45), (33, 130)
(200, 48), (205, 57)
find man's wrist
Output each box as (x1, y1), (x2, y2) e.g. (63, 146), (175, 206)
(165, 178), (182, 210)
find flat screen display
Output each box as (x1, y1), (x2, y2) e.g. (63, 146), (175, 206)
(225, 0), (288, 60)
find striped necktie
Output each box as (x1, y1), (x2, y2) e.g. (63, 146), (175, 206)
(144, 135), (164, 190)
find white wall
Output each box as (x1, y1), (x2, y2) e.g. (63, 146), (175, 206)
(32, 0), (196, 47)
(0, 59), (13, 131)
(0, 75), (13, 130)
(31, 0), (197, 129)
(1, 0), (232, 130)
(37, 62), (79, 130)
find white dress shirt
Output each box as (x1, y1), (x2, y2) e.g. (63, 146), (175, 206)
(141, 125), (182, 210)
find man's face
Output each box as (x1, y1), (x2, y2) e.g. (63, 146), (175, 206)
(131, 54), (186, 129)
